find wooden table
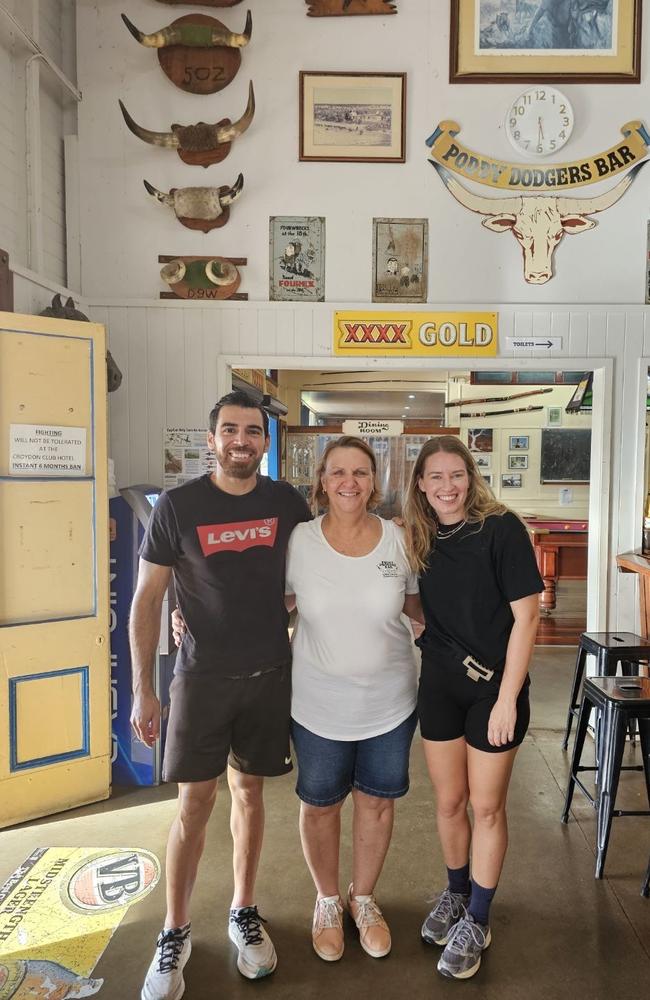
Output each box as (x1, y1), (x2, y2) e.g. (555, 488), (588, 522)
(616, 551), (650, 638)
(525, 517), (588, 614)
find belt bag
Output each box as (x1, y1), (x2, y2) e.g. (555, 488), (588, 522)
(429, 632), (496, 683)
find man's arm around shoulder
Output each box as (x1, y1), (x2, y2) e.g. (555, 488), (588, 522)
(129, 558), (172, 748)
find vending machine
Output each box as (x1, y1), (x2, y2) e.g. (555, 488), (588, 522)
(109, 485), (176, 785)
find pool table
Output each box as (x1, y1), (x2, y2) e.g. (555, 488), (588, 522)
(523, 516), (588, 614)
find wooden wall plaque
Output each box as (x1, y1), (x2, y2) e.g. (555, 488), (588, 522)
(157, 14), (247, 94)
(306, 0), (397, 15)
(158, 255), (247, 300)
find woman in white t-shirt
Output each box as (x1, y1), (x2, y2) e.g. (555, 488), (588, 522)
(285, 436), (421, 965)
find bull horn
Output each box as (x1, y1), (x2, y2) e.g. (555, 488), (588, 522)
(557, 162), (647, 215)
(220, 173), (244, 207)
(121, 11), (252, 48)
(215, 82), (255, 144)
(430, 162), (517, 216)
(160, 260), (186, 285)
(119, 101), (179, 149)
(205, 259), (238, 286)
(143, 180), (174, 208)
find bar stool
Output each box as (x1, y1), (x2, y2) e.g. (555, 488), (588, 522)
(561, 632), (650, 751)
(561, 676), (650, 879)
(642, 856), (650, 897)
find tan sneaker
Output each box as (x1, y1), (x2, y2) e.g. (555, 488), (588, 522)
(312, 895), (344, 961)
(347, 884), (391, 958)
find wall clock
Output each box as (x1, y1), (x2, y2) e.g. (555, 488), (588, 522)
(505, 87), (574, 158)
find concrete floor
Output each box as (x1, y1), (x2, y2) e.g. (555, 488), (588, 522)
(1, 646), (649, 1000)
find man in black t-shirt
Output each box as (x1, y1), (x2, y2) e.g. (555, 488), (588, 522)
(130, 390), (309, 1000)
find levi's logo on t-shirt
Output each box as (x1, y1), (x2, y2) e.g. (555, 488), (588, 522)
(196, 517), (278, 555)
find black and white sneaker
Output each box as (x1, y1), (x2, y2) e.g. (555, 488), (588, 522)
(421, 888), (469, 946)
(141, 924), (191, 1000)
(437, 913), (491, 979)
(228, 906), (277, 979)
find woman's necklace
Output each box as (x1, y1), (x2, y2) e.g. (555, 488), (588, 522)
(436, 519), (466, 541)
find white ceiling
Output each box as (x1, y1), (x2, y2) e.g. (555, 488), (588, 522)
(301, 389), (445, 420)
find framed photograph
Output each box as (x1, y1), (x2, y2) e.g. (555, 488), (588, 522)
(450, 1), (641, 84)
(502, 472), (522, 488)
(509, 435), (529, 450)
(372, 218), (428, 303)
(468, 428), (493, 452)
(548, 406), (563, 427)
(481, 473), (493, 487)
(474, 453), (491, 469)
(508, 454), (528, 470)
(299, 71), (406, 163)
(269, 216), (325, 302)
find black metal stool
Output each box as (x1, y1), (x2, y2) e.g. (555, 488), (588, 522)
(561, 676), (650, 879)
(642, 855), (650, 897)
(561, 632), (650, 750)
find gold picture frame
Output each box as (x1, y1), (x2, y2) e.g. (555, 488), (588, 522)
(299, 71), (406, 163)
(450, 0), (641, 84)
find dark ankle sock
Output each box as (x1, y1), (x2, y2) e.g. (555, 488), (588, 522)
(446, 863), (470, 897)
(468, 878), (496, 926)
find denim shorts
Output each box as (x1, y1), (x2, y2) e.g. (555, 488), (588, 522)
(290, 710), (418, 806)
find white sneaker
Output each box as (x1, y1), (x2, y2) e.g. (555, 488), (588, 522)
(141, 924), (191, 1000)
(228, 905), (277, 979)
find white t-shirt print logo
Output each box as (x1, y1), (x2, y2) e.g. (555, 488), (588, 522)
(377, 559), (399, 578)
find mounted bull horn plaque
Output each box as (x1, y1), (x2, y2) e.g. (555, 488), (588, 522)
(119, 82), (255, 168)
(158, 255), (247, 300)
(144, 174), (244, 232)
(122, 11), (252, 94)
(306, 0), (397, 14)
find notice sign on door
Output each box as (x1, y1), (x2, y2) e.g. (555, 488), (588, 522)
(10, 424), (87, 476)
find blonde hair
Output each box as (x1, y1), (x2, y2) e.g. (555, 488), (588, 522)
(404, 435), (507, 572)
(311, 436), (382, 516)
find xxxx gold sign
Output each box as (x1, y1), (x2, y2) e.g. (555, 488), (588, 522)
(334, 311), (497, 357)
(426, 120), (650, 192)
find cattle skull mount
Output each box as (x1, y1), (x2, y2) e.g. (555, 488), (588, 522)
(158, 255), (246, 300)
(143, 174), (244, 232)
(122, 11), (252, 93)
(39, 295), (123, 392)
(306, 0), (397, 14)
(431, 160), (646, 285)
(118, 82), (254, 168)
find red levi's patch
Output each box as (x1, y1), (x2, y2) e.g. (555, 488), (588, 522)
(196, 518), (278, 555)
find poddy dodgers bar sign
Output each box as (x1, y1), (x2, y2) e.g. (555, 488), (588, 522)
(334, 311), (498, 357)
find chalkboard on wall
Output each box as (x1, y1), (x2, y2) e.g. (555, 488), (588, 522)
(540, 429), (591, 483)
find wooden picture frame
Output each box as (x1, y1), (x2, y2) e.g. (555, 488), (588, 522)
(450, 0), (641, 84)
(299, 71), (406, 163)
(372, 218), (427, 303)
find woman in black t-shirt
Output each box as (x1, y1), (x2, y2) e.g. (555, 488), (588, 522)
(403, 435), (543, 981)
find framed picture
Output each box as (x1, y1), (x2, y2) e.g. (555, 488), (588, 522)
(502, 472), (522, 488)
(299, 71), (406, 163)
(450, 0), (641, 84)
(509, 435), (529, 450)
(474, 453), (491, 469)
(481, 473), (493, 487)
(372, 218), (428, 303)
(468, 428), (493, 452)
(269, 216), (325, 302)
(548, 406), (563, 427)
(508, 454), (528, 470)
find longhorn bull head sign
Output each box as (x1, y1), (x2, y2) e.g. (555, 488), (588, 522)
(119, 82), (254, 167)
(122, 10), (252, 93)
(143, 174), (244, 232)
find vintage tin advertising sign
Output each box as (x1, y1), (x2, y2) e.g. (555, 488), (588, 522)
(334, 311), (498, 356)
(269, 216), (325, 301)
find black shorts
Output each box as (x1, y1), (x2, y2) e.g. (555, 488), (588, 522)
(162, 663), (292, 783)
(417, 652), (530, 753)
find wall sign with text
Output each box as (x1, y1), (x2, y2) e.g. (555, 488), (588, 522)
(334, 311), (498, 357)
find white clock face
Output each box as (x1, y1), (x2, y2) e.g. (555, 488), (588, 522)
(506, 87), (574, 158)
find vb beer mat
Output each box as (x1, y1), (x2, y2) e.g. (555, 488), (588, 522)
(0, 847), (161, 998)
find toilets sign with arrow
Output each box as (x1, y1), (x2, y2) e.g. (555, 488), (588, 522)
(505, 336), (562, 351)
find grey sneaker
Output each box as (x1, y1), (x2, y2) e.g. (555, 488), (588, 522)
(437, 914), (491, 979)
(228, 906), (277, 979)
(141, 924), (191, 1000)
(421, 888), (469, 946)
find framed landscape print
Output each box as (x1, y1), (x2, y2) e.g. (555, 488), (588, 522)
(372, 218), (428, 303)
(269, 216), (325, 302)
(450, 0), (641, 83)
(299, 71), (406, 163)
(508, 454), (528, 470)
(502, 472), (522, 488)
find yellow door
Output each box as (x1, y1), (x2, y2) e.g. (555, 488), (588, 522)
(0, 311), (110, 827)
